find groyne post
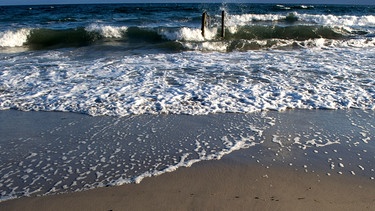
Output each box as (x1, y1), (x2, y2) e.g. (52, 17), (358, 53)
(221, 10), (225, 38)
(201, 11), (225, 38)
(201, 12), (208, 37)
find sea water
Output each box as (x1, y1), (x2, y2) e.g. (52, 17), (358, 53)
(1, 3), (374, 115)
(0, 3), (374, 201)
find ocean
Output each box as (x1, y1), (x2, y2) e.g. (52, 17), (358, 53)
(0, 3), (374, 201)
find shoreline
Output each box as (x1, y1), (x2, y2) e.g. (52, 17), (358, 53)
(0, 109), (374, 210)
(1, 155), (374, 211)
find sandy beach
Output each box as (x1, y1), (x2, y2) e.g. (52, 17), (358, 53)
(0, 110), (374, 210)
(1, 155), (374, 211)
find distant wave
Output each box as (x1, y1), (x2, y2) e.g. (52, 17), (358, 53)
(273, 4), (315, 11)
(229, 13), (375, 27)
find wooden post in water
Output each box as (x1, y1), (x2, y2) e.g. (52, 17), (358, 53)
(221, 10), (225, 38)
(201, 12), (207, 37)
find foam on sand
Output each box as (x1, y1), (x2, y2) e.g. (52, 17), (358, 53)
(0, 109), (373, 202)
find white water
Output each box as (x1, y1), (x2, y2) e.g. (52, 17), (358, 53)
(85, 24), (128, 38)
(229, 13), (375, 27)
(1, 46), (374, 116)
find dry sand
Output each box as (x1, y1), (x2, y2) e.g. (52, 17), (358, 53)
(1, 156), (374, 211)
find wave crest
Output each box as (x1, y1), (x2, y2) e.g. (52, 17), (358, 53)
(85, 24), (128, 38)
(0, 28), (31, 47)
(229, 12), (375, 28)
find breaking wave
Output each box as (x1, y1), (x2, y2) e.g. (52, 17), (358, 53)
(1, 12), (374, 51)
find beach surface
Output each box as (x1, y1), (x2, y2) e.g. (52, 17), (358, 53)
(0, 109), (374, 210)
(1, 155), (374, 211)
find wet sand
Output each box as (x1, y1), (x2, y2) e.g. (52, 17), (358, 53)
(1, 156), (374, 211)
(0, 109), (374, 210)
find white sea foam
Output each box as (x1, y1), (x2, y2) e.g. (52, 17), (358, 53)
(181, 40), (228, 52)
(228, 13), (375, 28)
(299, 14), (375, 28)
(159, 26), (218, 41)
(85, 24), (128, 38)
(111, 133), (258, 186)
(229, 14), (284, 25)
(0, 28), (30, 47)
(0, 46), (374, 116)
